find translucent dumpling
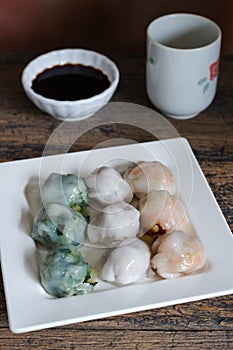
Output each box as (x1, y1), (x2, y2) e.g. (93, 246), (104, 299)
(87, 202), (140, 247)
(86, 166), (133, 208)
(139, 190), (190, 235)
(40, 244), (96, 297)
(31, 203), (87, 249)
(124, 161), (176, 198)
(99, 239), (151, 285)
(151, 230), (206, 279)
(40, 173), (88, 218)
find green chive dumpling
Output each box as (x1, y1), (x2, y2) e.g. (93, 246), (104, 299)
(31, 203), (87, 249)
(40, 244), (95, 297)
(40, 173), (88, 216)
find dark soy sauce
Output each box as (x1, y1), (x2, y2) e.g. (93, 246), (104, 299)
(31, 64), (111, 101)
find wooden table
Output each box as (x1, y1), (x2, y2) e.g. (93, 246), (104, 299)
(0, 53), (232, 349)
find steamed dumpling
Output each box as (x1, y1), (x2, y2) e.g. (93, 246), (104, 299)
(99, 239), (151, 285)
(40, 173), (88, 217)
(139, 190), (190, 236)
(124, 161), (176, 198)
(87, 202), (140, 247)
(151, 230), (206, 279)
(86, 166), (133, 208)
(40, 244), (95, 297)
(31, 203), (87, 249)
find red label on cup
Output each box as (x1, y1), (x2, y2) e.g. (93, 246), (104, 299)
(209, 58), (219, 80)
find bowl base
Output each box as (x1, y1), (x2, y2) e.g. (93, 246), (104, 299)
(163, 112), (199, 120)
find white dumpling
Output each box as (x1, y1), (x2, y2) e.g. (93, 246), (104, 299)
(151, 230), (206, 279)
(99, 239), (151, 285)
(139, 190), (190, 235)
(124, 161), (176, 198)
(87, 202), (140, 247)
(86, 166), (133, 208)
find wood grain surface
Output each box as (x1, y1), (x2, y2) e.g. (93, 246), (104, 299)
(0, 54), (232, 349)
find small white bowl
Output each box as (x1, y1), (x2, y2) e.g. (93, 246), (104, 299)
(21, 49), (120, 121)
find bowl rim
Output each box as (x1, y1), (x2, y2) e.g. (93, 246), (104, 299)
(21, 48), (120, 106)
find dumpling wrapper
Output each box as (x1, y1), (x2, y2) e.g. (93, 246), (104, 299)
(99, 239), (151, 285)
(40, 172), (87, 210)
(124, 161), (176, 198)
(86, 166), (133, 208)
(32, 203), (87, 249)
(139, 190), (190, 235)
(151, 230), (206, 279)
(87, 202), (140, 247)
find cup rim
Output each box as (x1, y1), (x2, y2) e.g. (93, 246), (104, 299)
(147, 13), (222, 52)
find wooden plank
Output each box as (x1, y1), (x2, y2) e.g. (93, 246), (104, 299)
(0, 54), (232, 346)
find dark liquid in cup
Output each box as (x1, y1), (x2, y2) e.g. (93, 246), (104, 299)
(32, 64), (110, 101)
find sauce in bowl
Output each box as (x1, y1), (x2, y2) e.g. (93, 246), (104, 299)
(31, 64), (111, 101)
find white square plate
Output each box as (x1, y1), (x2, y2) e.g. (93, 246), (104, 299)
(0, 138), (233, 333)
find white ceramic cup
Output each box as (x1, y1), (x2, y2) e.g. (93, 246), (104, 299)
(146, 13), (221, 119)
